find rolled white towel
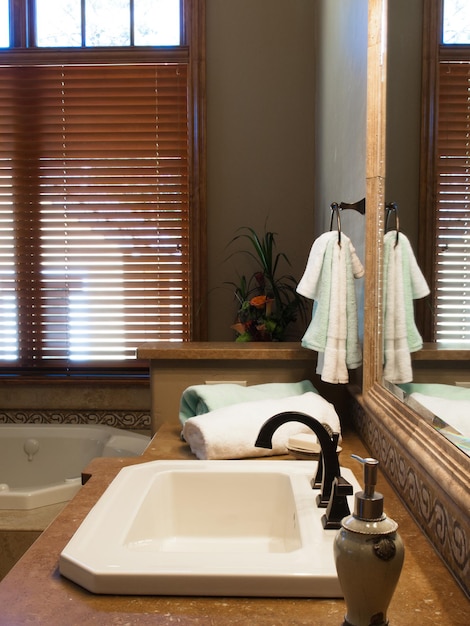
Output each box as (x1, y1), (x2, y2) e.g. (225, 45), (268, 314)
(182, 392), (341, 460)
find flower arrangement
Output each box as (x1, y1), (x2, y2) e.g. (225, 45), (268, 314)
(226, 227), (307, 342)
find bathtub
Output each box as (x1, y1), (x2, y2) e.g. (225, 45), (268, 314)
(0, 424), (150, 510)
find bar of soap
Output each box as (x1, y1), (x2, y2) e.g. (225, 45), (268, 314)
(288, 433), (320, 453)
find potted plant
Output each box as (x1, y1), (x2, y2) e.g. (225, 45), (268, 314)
(226, 226), (307, 342)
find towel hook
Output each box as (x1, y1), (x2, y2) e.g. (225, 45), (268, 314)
(329, 202), (342, 245)
(385, 202), (400, 247)
(329, 198), (365, 247)
(339, 198), (366, 215)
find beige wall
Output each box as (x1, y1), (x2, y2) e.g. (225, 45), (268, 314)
(206, 0), (316, 341)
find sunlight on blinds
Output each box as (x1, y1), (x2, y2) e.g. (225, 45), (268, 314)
(0, 62), (190, 366)
(436, 61), (470, 344)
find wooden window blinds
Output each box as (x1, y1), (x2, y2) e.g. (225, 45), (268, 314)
(0, 60), (191, 369)
(435, 60), (470, 344)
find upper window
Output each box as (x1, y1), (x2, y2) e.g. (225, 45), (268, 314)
(1, 0), (181, 48)
(0, 0), (8, 47)
(443, 0), (470, 43)
(0, 0), (205, 372)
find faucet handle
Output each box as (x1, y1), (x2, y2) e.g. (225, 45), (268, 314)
(312, 432), (340, 496)
(322, 476), (353, 529)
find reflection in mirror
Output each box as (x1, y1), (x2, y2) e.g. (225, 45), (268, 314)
(360, 0), (470, 597)
(385, 0), (470, 459)
(384, 379), (470, 458)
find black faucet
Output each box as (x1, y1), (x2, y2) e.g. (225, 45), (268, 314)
(255, 410), (353, 529)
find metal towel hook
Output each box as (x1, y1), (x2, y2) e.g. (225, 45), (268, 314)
(329, 198), (366, 247)
(385, 202), (400, 247)
(329, 202), (342, 245)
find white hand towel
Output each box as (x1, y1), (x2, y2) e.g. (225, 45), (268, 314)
(322, 238), (349, 383)
(297, 231), (338, 300)
(182, 391), (341, 460)
(383, 233), (413, 383)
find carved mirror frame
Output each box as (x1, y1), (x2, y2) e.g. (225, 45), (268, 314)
(357, 0), (469, 596)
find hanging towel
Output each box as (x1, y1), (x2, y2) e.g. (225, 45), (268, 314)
(296, 233), (336, 353)
(182, 391), (342, 460)
(321, 238), (348, 383)
(400, 233), (430, 350)
(179, 379), (318, 424)
(383, 235), (411, 382)
(383, 231), (430, 383)
(298, 232), (364, 384)
(296, 231), (337, 301)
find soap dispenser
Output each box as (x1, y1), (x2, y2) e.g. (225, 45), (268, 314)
(334, 455), (404, 626)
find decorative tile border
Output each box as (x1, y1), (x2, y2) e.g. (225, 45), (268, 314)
(352, 392), (469, 598)
(0, 409), (150, 431)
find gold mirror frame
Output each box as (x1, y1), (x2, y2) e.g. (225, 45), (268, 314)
(357, 0), (469, 596)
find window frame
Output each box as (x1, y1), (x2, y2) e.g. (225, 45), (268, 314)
(0, 0), (207, 378)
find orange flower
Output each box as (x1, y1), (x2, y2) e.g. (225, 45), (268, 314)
(230, 322), (247, 334)
(249, 295), (273, 309)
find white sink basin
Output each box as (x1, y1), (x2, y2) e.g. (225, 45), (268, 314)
(59, 460), (360, 597)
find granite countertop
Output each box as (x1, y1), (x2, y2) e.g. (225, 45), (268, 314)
(0, 425), (468, 625)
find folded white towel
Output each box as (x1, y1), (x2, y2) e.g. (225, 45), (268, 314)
(182, 392), (341, 460)
(179, 380), (318, 424)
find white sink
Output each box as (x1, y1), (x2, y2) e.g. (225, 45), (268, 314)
(59, 460), (360, 597)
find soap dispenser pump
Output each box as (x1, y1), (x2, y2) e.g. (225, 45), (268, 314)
(334, 455), (404, 626)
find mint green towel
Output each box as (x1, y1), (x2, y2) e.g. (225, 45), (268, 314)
(299, 234), (335, 352)
(399, 382), (470, 400)
(179, 379), (318, 424)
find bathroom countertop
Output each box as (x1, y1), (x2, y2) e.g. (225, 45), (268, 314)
(0, 426), (468, 625)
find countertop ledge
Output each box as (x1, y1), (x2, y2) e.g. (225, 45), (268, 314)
(0, 425), (468, 625)
(136, 341), (318, 360)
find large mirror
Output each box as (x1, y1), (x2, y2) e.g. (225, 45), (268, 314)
(383, 0), (470, 459)
(361, 0), (469, 596)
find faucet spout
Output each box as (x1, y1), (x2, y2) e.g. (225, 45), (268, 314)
(255, 411), (348, 517)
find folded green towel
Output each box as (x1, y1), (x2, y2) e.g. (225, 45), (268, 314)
(179, 379), (318, 424)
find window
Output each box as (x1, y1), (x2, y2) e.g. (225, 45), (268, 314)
(443, 0), (470, 43)
(0, 0), (206, 373)
(0, 0), (9, 47)
(419, 0), (470, 344)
